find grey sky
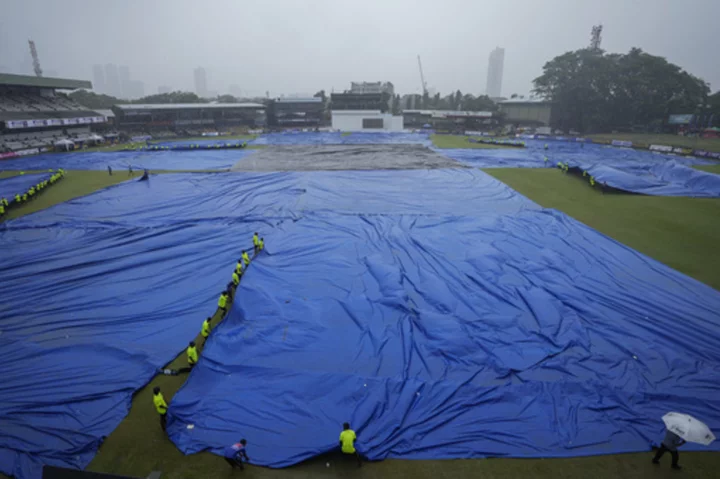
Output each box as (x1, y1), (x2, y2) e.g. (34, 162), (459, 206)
(2, 0), (719, 98)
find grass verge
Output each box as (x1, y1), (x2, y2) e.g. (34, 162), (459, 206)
(431, 134), (514, 149)
(587, 133), (720, 153)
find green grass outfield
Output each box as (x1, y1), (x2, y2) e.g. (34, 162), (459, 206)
(1, 168), (719, 479)
(431, 134), (515, 149)
(587, 133), (720, 152)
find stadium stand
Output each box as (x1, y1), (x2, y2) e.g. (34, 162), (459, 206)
(267, 98), (324, 128)
(0, 73), (105, 154)
(111, 103), (266, 137)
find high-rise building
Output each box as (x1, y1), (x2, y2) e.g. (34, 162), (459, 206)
(119, 65), (131, 98)
(128, 80), (145, 99)
(228, 84), (242, 98)
(158, 85), (171, 94)
(92, 65), (106, 94)
(104, 63), (120, 98)
(194, 67), (207, 97)
(485, 47), (505, 98)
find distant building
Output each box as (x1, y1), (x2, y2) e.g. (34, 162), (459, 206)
(158, 85), (171, 94)
(330, 81), (394, 112)
(194, 67), (207, 97)
(119, 65), (130, 99)
(350, 81), (394, 96)
(498, 98), (552, 126)
(268, 97), (324, 128)
(331, 110), (403, 132)
(228, 84), (242, 98)
(92, 65), (105, 94)
(128, 80), (144, 100)
(486, 47), (505, 98)
(104, 64), (120, 98)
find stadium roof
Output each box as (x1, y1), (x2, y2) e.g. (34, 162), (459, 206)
(274, 98), (322, 103)
(94, 109), (115, 118)
(114, 103), (265, 111)
(0, 73), (92, 90)
(404, 110), (494, 117)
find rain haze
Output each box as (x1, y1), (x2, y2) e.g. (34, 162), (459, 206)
(1, 0), (719, 96)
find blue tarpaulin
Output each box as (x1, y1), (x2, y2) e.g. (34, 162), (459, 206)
(163, 171), (720, 467)
(150, 139), (248, 148)
(566, 160), (720, 197)
(438, 140), (715, 169)
(0, 173), (52, 204)
(251, 132), (431, 146)
(0, 150), (253, 172)
(0, 175), (271, 479)
(2, 168), (720, 479)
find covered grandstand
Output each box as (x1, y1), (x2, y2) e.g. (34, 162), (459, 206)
(0, 73), (105, 155)
(403, 109), (497, 132)
(267, 98), (324, 128)
(111, 103), (266, 136)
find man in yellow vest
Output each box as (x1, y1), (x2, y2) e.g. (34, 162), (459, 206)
(14, 193), (21, 203)
(201, 317), (212, 340)
(2, 197), (8, 207)
(253, 232), (260, 255)
(22, 193), (28, 202)
(218, 290), (229, 316)
(339, 422), (362, 467)
(153, 386), (168, 431)
(235, 258), (244, 276)
(0, 203), (5, 217)
(187, 341), (198, 367)
(232, 270), (240, 288)
(28, 186), (35, 199)
(242, 250), (250, 267)
(258, 237), (265, 252)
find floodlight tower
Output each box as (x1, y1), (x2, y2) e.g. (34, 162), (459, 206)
(28, 39), (43, 77)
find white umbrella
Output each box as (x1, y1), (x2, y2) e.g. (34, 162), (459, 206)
(663, 412), (716, 446)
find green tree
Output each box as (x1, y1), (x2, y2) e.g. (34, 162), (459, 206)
(216, 94), (238, 103)
(533, 47), (709, 132)
(69, 89), (124, 109)
(133, 91), (202, 104)
(392, 94), (401, 114)
(708, 91), (720, 127)
(313, 90), (327, 103)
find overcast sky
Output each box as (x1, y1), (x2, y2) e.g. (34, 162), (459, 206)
(1, 0), (719, 98)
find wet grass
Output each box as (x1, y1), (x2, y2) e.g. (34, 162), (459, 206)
(587, 133), (720, 152)
(430, 134), (515, 149)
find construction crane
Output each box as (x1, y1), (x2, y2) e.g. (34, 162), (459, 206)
(417, 55), (428, 95)
(28, 39), (43, 77)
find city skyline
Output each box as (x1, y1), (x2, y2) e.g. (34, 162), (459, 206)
(486, 47), (505, 98)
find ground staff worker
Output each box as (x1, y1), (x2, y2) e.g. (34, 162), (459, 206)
(218, 290), (229, 316)
(242, 250), (251, 267)
(235, 258), (244, 275)
(187, 341), (198, 367)
(201, 317), (212, 340)
(253, 232), (260, 254)
(153, 387), (168, 431)
(232, 270), (240, 287)
(339, 422), (362, 467)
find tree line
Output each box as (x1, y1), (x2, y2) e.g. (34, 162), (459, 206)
(533, 47), (719, 133)
(68, 90), (240, 109)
